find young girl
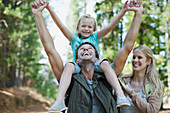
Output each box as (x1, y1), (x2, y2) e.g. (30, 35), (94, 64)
(119, 46), (164, 113)
(32, 0), (131, 112)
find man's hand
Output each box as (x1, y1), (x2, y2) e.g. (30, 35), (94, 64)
(31, 0), (49, 16)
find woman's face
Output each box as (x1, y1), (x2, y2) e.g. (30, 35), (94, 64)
(77, 18), (94, 39)
(132, 48), (150, 72)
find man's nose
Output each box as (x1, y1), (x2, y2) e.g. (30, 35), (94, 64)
(83, 48), (89, 51)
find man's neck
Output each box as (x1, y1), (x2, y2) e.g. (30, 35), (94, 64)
(81, 62), (94, 81)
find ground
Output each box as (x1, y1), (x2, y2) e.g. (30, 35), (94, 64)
(160, 103), (170, 113)
(0, 87), (169, 113)
(0, 87), (51, 113)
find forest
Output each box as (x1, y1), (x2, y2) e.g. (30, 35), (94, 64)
(0, 0), (169, 102)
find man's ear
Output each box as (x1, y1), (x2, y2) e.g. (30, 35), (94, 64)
(96, 58), (99, 62)
(75, 59), (78, 63)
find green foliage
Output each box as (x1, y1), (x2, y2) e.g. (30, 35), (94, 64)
(67, 0), (86, 31)
(33, 65), (58, 100)
(95, 0), (124, 62)
(95, 0), (168, 86)
(1, 0), (168, 100)
(0, 0), (60, 100)
(0, 0), (45, 88)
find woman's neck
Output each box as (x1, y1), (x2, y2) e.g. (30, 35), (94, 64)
(130, 71), (146, 92)
(132, 71), (145, 83)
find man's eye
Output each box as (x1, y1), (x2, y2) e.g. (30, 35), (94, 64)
(88, 47), (91, 49)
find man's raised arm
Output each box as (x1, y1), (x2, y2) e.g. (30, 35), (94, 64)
(31, 0), (63, 80)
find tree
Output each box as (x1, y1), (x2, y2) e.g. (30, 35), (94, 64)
(94, 0), (168, 86)
(95, 0), (124, 62)
(0, 0), (44, 87)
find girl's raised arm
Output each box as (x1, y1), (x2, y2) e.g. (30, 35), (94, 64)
(46, 0), (73, 42)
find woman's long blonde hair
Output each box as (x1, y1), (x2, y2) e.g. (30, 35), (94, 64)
(75, 14), (97, 37)
(133, 45), (164, 97)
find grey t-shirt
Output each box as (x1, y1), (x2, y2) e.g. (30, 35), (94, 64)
(121, 82), (147, 113)
(87, 80), (105, 113)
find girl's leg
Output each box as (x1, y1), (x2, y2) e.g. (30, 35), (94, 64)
(49, 62), (75, 112)
(57, 62), (75, 102)
(100, 60), (130, 107)
(100, 60), (123, 96)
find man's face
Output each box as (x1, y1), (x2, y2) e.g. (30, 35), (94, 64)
(77, 44), (97, 64)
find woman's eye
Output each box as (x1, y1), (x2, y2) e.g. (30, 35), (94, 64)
(138, 56), (142, 59)
(89, 26), (92, 28)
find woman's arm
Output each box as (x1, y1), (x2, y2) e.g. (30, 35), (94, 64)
(114, 1), (143, 76)
(131, 92), (162, 113)
(119, 78), (162, 113)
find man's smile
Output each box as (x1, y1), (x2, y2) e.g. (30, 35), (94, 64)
(81, 51), (91, 57)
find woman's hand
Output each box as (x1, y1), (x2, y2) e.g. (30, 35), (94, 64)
(31, 0), (49, 16)
(118, 78), (133, 95)
(125, 0), (143, 14)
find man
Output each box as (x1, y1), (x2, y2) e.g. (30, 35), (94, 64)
(31, 0), (143, 112)
(66, 42), (118, 113)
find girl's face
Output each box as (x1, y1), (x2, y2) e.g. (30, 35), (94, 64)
(78, 18), (95, 39)
(132, 48), (151, 72)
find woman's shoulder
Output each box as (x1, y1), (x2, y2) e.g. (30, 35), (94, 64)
(119, 73), (132, 84)
(121, 73), (132, 78)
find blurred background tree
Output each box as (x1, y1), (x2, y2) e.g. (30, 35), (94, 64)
(0, 0), (169, 101)
(0, 0), (43, 87)
(94, 0), (169, 87)
(0, 0), (58, 99)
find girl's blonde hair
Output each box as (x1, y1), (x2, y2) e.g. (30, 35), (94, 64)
(133, 45), (164, 97)
(75, 14), (97, 37)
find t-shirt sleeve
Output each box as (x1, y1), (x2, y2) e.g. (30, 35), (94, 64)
(70, 34), (77, 45)
(93, 32), (101, 44)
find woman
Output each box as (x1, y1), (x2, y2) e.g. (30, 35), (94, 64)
(119, 45), (164, 113)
